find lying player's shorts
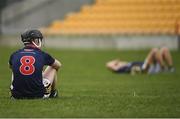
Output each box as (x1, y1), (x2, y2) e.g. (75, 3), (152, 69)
(116, 62), (144, 73)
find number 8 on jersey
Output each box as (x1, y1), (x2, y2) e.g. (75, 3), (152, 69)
(19, 56), (35, 75)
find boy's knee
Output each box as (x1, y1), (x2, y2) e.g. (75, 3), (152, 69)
(160, 47), (169, 53)
(149, 48), (159, 57)
(151, 48), (159, 54)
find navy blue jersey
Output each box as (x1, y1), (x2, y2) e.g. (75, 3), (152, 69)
(116, 61), (144, 73)
(9, 46), (55, 99)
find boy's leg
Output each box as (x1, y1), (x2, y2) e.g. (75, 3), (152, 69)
(154, 49), (166, 68)
(160, 47), (173, 67)
(160, 47), (175, 72)
(142, 48), (158, 70)
(43, 66), (58, 97)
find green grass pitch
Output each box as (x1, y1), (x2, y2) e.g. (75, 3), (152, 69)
(0, 46), (180, 118)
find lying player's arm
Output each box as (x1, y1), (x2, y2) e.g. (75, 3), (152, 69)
(51, 59), (62, 71)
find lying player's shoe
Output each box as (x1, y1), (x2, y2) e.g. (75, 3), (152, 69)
(168, 67), (175, 73)
(49, 89), (58, 98)
(163, 66), (175, 73)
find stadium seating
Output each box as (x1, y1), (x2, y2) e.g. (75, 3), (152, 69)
(42, 0), (180, 35)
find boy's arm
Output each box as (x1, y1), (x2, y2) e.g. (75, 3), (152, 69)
(51, 59), (62, 71)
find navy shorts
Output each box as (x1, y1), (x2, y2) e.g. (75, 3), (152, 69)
(116, 61), (144, 73)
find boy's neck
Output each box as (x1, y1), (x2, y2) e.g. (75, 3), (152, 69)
(25, 44), (41, 49)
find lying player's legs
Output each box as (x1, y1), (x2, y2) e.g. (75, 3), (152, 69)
(43, 66), (58, 97)
(143, 47), (174, 73)
(160, 47), (173, 67)
(154, 48), (166, 68)
(142, 48), (158, 70)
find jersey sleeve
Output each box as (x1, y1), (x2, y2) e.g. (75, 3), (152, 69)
(43, 52), (55, 66)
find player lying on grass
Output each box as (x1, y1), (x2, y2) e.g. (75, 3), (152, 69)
(9, 29), (62, 99)
(106, 47), (175, 74)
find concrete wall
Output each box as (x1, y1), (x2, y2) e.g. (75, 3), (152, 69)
(45, 35), (178, 50)
(0, 35), (178, 50)
(2, 0), (94, 34)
